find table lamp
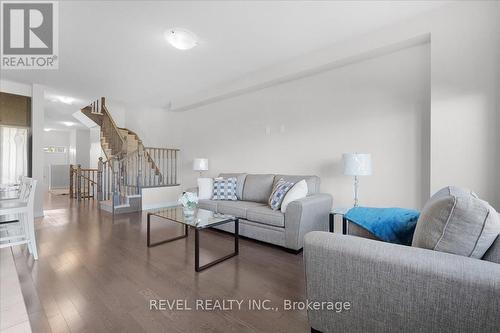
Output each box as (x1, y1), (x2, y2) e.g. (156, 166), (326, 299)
(193, 158), (208, 177)
(343, 153), (372, 207)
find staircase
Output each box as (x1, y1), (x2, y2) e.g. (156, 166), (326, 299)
(79, 97), (180, 214)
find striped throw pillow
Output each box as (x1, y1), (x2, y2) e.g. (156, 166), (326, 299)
(268, 178), (295, 210)
(212, 177), (238, 201)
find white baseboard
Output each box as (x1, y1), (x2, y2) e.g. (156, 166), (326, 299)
(142, 201), (178, 211)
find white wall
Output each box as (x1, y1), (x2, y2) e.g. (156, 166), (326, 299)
(125, 105), (171, 147)
(106, 99), (126, 128)
(43, 130), (70, 160)
(168, 43), (430, 209)
(89, 126), (104, 168)
(165, 1), (500, 209)
(32, 84), (45, 217)
(0, 79), (32, 97)
(74, 129), (90, 167)
(69, 128), (91, 168)
(42, 130), (71, 187)
(141, 187), (180, 210)
(427, 3), (500, 207)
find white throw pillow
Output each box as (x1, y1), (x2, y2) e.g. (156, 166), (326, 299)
(281, 180), (308, 213)
(197, 178), (213, 200)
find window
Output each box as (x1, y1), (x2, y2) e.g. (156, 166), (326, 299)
(0, 126), (28, 184)
(43, 146), (67, 153)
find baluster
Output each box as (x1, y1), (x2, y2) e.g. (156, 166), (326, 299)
(101, 97), (105, 114)
(69, 165), (73, 198)
(138, 143), (143, 193)
(174, 150), (178, 185)
(154, 148), (157, 186)
(136, 146), (139, 189)
(169, 149), (173, 185)
(105, 162), (109, 200)
(134, 151), (138, 190)
(173, 150), (176, 185)
(170, 150), (173, 185)
(166, 150), (169, 185)
(77, 164), (82, 201)
(112, 159), (119, 207)
(85, 170), (87, 199)
(166, 149), (169, 184)
(148, 151), (152, 187)
(160, 149), (164, 185)
(97, 158), (103, 200)
(86, 170), (89, 199)
(167, 150), (170, 184)
(83, 170), (86, 199)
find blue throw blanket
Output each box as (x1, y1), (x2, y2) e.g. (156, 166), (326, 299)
(344, 207), (420, 245)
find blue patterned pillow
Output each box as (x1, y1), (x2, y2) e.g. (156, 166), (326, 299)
(268, 178), (295, 210)
(213, 177), (238, 201)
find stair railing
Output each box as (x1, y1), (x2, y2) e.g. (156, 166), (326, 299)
(97, 157), (113, 201)
(80, 97), (180, 211)
(143, 147), (180, 186)
(69, 164), (98, 200)
(102, 103), (125, 158)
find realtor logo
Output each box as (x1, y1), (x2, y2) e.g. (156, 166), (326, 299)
(1, 1), (58, 69)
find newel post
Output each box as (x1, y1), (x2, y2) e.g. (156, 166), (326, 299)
(76, 164), (82, 201)
(100, 96), (105, 113)
(137, 141), (144, 195)
(69, 164), (74, 198)
(112, 158), (120, 207)
(97, 157), (103, 201)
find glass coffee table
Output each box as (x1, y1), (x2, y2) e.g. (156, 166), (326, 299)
(146, 206), (239, 272)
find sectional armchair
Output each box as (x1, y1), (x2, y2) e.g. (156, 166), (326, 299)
(304, 187), (500, 332)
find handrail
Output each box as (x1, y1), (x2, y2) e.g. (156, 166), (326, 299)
(118, 126), (139, 141)
(84, 97), (125, 158)
(77, 97), (181, 212)
(79, 174), (97, 184)
(102, 104), (125, 146)
(69, 164), (98, 200)
(143, 147), (180, 151)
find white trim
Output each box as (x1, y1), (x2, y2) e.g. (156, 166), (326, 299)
(0, 79), (32, 96)
(142, 201), (178, 211)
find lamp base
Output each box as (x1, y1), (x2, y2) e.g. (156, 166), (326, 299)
(353, 175), (359, 207)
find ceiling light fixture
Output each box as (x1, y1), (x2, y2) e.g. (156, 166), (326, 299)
(43, 128), (52, 132)
(62, 121), (75, 127)
(49, 95), (75, 105)
(164, 28), (199, 50)
(58, 96), (75, 104)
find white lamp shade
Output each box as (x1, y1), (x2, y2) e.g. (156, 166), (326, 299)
(343, 153), (372, 176)
(193, 158), (208, 171)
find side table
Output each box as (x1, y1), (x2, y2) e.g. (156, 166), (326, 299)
(329, 207), (350, 234)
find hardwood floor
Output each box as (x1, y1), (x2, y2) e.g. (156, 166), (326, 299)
(11, 195), (309, 332)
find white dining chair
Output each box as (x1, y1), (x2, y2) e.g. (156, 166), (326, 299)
(0, 177), (38, 260)
(0, 176), (27, 202)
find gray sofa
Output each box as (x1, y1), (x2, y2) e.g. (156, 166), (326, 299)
(304, 188), (500, 333)
(197, 173), (332, 252)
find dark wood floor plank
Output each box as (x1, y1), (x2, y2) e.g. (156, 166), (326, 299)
(12, 195), (309, 333)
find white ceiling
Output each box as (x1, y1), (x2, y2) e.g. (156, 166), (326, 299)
(1, 1), (450, 109)
(43, 92), (89, 131)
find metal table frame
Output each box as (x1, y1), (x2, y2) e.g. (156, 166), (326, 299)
(147, 212), (239, 272)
